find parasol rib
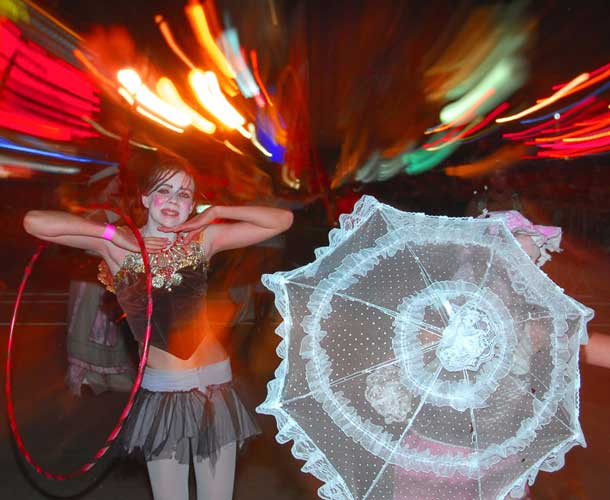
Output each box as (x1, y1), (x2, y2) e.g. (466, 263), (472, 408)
(464, 370), (484, 500)
(287, 280), (445, 336)
(280, 358), (402, 406)
(363, 363), (444, 500)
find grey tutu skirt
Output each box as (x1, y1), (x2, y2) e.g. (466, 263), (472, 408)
(119, 360), (261, 465)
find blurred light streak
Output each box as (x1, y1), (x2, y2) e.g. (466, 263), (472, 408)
(533, 117), (610, 143)
(504, 97), (599, 140)
(459, 125), (500, 144)
(201, 0), (223, 39)
(81, 116), (157, 150)
(188, 69), (246, 130)
(354, 151), (381, 183)
(22, 0), (82, 42)
(117, 69), (191, 129)
(441, 55), (526, 126)
(0, 154), (80, 174)
(543, 66), (610, 100)
(155, 15), (196, 70)
(439, 86), (496, 126)
(0, 109), (70, 140)
(424, 8), (496, 101)
(185, 1), (236, 79)
(0, 22), (99, 109)
(537, 135), (610, 150)
(236, 125), (252, 139)
(496, 72), (589, 123)
(247, 123), (272, 157)
(424, 2), (530, 109)
(446, 32), (529, 102)
(73, 48), (117, 89)
(218, 28), (260, 99)
(552, 62), (610, 90)
(0, 0), (29, 23)
(117, 87), (135, 105)
(536, 145), (610, 158)
(88, 165), (119, 183)
(0, 19), (100, 140)
(521, 81), (610, 124)
(423, 127), (466, 149)
(426, 124), (482, 151)
(459, 102), (510, 139)
(0, 165), (32, 179)
(135, 106), (185, 133)
(281, 163), (300, 189)
(0, 137), (118, 165)
(573, 110), (610, 126)
(156, 77), (216, 134)
(404, 142), (460, 175)
(255, 109), (285, 163)
(6, 65), (97, 115)
(250, 50), (273, 106)
(563, 129), (610, 142)
(267, 0), (278, 26)
(3, 89), (91, 132)
(223, 140), (245, 156)
(444, 144), (526, 178)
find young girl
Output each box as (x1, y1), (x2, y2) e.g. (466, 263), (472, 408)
(23, 153), (293, 500)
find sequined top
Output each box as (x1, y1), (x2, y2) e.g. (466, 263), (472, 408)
(98, 240), (210, 360)
(98, 240), (207, 293)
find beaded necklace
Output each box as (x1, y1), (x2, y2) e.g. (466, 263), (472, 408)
(99, 239), (206, 293)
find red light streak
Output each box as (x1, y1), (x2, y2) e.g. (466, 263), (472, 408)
(503, 97), (598, 140)
(497, 73), (589, 123)
(552, 61), (610, 90)
(459, 102), (510, 139)
(155, 15), (196, 70)
(0, 109), (71, 140)
(250, 50), (273, 107)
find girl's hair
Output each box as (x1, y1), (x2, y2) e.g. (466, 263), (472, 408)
(126, 151), (209, 224)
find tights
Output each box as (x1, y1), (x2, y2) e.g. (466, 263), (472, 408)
(146, 442), (237, 500)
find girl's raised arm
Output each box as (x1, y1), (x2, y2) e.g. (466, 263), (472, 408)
(158, 205), (293, 258)
(23, 210), (169, 260)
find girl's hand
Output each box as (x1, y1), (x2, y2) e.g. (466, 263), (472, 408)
(111, 226), (169, 253)
(158, 206), (218, 244)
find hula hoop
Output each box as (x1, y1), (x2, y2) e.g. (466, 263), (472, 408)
(5, 205), (153, 480)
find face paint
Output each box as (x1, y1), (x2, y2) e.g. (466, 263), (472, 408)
(142, 171), (195, 228)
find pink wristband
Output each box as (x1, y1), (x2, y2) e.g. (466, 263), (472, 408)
(102, 224), (116, 241)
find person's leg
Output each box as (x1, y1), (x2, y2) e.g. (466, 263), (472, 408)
(193, 442), (237, 500)
(146, 457), (190, 500)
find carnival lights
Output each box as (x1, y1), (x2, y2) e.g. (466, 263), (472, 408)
(117, 68), (192, 132)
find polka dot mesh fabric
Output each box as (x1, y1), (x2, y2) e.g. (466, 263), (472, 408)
(257, 196), (593, 500)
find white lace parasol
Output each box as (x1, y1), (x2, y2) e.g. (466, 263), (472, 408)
(258, 195), (593, 500)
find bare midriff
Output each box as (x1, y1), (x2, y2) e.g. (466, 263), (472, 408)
(143, 322), (228, 370)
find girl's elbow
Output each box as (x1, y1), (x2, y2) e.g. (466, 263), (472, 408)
(281, 210), (294, 231)
(23, 210), (47, 237)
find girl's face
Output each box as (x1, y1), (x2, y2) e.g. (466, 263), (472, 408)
(142, 171), (195, 227)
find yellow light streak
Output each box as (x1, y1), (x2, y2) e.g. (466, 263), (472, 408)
(188, 69), (245, 130)
(496, 73), (589, 123)
(155, 15), (196, 70)
(135, 106), (185, 133)
(156, 77), (216, 134)
(185, 1), (236, 79)
(117, 69), (192, 129)
(247, 123), (272, 157)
